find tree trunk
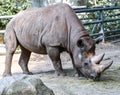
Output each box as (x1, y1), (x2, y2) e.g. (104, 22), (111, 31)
(30, 0), (88, 7)
(30, 0), (48, 7)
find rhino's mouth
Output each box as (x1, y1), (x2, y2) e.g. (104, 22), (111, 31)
(78, 70), (100, 81)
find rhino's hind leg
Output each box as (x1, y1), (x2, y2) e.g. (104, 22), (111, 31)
(3, 52), (14, 77)
(19, 46), (32, 75)
(3, 30), (18, 77)
(47, 47), (66, 76)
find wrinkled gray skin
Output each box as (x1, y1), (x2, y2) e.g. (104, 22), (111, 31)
(3, 3), (112, 80)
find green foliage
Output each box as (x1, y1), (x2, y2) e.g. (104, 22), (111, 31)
(0, 0), (30, 29)
(88, 0), (120, 7)
(78, 8), (120, 33)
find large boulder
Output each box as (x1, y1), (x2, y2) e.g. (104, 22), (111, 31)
(0, 74), (54, 95)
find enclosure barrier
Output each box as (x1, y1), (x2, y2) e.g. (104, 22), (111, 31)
(73, 6), (120, 43)
(0, 6), (120, 43)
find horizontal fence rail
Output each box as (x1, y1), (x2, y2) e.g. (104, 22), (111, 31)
(0, 15), (15, 19)
(0, 6), (120, 43)
(74, 6), (120, 13)
(0, 30), (5, 34)
(83, 18), (120, 25)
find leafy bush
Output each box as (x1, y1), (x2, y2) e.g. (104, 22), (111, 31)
(88, 0), (120, 7)
(0, 0), (30, 29)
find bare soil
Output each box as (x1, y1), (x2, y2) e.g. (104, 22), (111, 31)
(0, 42), (120, 95)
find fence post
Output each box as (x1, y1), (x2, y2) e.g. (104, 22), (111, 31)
(99, 10), (105, 43)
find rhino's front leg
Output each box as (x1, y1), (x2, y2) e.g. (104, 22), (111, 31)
(19, 46), (32, 75)
(70, 54), (84, 77)
(47, 46), (66, 76)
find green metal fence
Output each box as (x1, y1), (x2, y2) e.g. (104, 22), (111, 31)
(74, 6), (120, 43)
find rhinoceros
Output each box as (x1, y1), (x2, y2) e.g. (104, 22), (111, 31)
(3, 3), (112, 80)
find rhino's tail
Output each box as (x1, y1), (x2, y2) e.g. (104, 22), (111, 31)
(4, 24), (18, 54)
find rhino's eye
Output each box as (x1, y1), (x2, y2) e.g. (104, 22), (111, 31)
(84, 63), (88, 66)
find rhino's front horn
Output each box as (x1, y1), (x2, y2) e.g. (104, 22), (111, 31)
(99, 61), (113, 73)
(91, 53), (105, 64)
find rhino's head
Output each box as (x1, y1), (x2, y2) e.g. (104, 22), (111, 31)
(73, 36), (113, 81)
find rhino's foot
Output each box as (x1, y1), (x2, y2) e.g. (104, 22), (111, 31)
(3, 72), (12, 77)
(55, 71), (66, 76)
(72, 71), (84, 77)
(73, 73), (84, 77)
(23, 71), (33, 75)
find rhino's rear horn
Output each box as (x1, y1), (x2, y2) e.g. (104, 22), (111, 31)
(91, 53), (105, 64)
(99, 61), (113, 73)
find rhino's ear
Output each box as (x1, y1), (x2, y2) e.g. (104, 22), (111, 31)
(77, 39), (84, 48)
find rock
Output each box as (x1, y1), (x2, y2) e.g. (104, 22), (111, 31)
(0, 74), (54, 95)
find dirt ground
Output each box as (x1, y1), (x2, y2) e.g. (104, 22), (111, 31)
(0, 42), (120, 95)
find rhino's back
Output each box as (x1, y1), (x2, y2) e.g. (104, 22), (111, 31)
(6, 3), (78, 53)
